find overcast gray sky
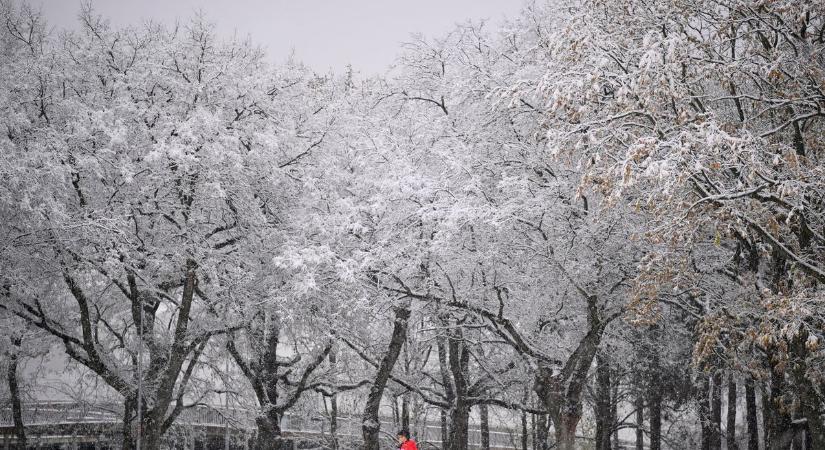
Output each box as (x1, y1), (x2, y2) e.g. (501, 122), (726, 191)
(29, 0), (524, 75)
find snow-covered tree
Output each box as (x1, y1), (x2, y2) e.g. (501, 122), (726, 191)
(0, 5), (329, 449)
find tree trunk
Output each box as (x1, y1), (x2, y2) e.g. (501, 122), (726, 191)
(142, 424), (166, 450)
(255, 409), (287, 450)
(329, 350), (339, 450)
(761, 383), (768, 449)
(441, 409), (450, 448)
(791, 416), (804, 450)
(595, 352), (612, 450)
(256, 330), (286, 450)
(521, 410), (529, 450)
(535, 413), (548, 450)
(790, 331), (825, 450)
(437, 334), (452, 448)
(480, 404), (490, 450)
(122, 395), (138, 450)
(554, 413), (580, 450)
(448, 404), (470, 450)
(635, 395), (644, 450)
(650, 382), (662, 450)
(798, 380), (825, 450)
(535, 365), (582, 450)
(612, 377), (620, 450)
(765, 366), (792, 449)
(231, 315), (291, 450)
(392, 395), (400, 429)
(712, 371), (723, 450)
(7, 340), (26, 449)
(446, 327), (470, 450)
(36, 265), (206, 450)
(330, 394), (339, 450)
(401, 394), (410, 431)
(362, 306), (410, 450)
(745, 377), (758, 450)
(142, 263), (200, 450)
(534, 314), (608, 450)
(726, 375), (737, 450)
(231, 333), (331, 450)
(700, 375), (712, 450)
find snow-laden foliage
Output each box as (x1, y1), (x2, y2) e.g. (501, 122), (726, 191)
(1, 1), (823, 449)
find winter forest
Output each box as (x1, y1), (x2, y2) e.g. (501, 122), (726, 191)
(0, 0), (823, 449)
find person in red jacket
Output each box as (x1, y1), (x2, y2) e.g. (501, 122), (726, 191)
(397, 429), (418, 450)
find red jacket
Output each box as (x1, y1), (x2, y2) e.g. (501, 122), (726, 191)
(400, 439), (418, 450)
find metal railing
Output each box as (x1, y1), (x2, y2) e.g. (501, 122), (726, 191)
(0, 401), (533, 449)
(0, 402), (257, 429)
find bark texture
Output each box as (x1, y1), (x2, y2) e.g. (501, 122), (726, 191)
(362, 306), (410, 450)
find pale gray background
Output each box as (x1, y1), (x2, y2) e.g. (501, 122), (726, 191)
(29, 0), (523, 74)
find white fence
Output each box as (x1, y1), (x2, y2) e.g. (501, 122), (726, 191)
(0, 401), (530, 449)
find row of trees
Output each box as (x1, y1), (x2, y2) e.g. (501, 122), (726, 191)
(1, 0), (822, 449)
